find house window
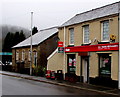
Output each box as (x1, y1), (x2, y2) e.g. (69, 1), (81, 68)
(28, 50), (31, 61)
(69, 28), (74, 45)
(83, 25), (89, 44)
(16, 51), (19, 61)
(33, 51), (37, 66)
(22, 50), (25, 61)
(101, 20), (109, 41)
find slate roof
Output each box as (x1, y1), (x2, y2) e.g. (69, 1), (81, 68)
(12, 27), (58, 48)
(61, 2), (120, 27)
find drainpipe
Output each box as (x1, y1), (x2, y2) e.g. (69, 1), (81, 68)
(118, 3), (120, 89)
(63, 26), (66, 79)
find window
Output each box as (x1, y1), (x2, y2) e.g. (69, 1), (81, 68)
(101, 20), (109, 41)
(33, 51), (37, 66)
(83, 25), (89, 44)
(68, 54), (76, 74)
(99, 54), (111, 77)
(16, 51), (19, 61)
(28, 50), (31, 61)
(69, 28), (74, 45)
(22, 50), (25, 61)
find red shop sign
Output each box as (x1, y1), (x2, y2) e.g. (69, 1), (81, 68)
(65, 43), (119, 53)
(58, 41), (63, 47)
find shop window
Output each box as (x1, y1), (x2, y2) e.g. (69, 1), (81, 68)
(99, 54), (111, 77)
(69, 28), (74, 45)
(101, 20), (109, 42)
(83, 25), (89, 44)
(67, 54), (76, 73)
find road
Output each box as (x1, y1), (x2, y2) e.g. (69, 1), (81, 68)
(2, 75), (118, 96)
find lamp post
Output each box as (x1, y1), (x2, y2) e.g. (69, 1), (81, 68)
(30, 12), (33, 75)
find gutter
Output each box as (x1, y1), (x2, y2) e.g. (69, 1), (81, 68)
(63, 26), (66, 79)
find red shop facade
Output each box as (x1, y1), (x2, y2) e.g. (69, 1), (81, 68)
(64, 43), (119, 88)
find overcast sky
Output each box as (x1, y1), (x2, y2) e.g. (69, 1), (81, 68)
(1, 0), (120, 30)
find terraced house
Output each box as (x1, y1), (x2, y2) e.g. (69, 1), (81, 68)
(12, 27), (58, 75)
(47, 2), (120, 88)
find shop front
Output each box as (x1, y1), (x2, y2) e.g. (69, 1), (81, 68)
(65, 43), (119, 87)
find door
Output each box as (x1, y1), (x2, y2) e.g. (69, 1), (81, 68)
(83, 58), (89, 83)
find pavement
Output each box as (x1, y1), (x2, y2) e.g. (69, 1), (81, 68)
(0, 71), (120, 96)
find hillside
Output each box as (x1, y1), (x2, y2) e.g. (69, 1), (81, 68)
(0, 25), (30, 48)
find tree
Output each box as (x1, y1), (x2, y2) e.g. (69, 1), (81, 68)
(19, 30), (26, 43)
(32, 27), (38, 35)
(13, 31), (20, 46)
(3, 32), (11, 52)
(2, 31), (26, 63)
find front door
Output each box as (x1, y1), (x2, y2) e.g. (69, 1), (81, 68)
(83, 58), (89, 83)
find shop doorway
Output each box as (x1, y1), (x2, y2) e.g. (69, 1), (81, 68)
(82, 57), (89, 83)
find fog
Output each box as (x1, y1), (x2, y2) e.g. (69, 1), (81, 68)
(1, 0), (120, 30)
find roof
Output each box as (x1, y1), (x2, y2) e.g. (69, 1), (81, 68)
(61, 2), (120, 27)
(47, 48), (58, 60)
(12, 27), (58, 48)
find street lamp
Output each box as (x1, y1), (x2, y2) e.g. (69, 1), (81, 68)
(30, 12), (33, 75)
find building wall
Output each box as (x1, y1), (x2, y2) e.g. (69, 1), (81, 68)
(111, 51), (119, 80)
(56, 15), (119, 84)
(89, 52), (99, 78)
(89, 51), (118, 81)
(47, 52), (64, 72)
(12, 46), (38, 72)
(75, 54), (81, 76)
(12, 33), (58, 73)
(59, 15), (118, 46)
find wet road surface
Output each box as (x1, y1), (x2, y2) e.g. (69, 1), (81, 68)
(2, 75), (118, 96)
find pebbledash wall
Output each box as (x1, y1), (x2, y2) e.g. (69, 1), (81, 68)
(47, 2), (120, 88)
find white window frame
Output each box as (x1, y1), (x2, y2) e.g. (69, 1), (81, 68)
(69, 28), (74, 45)
(83, 25), (89, 44)
(16, 51), (19, 61)
(101, 20), (110, 42)
(33, 51), (37, 66)
(22, 50), (25, 61)
(28, 50), (31, 61)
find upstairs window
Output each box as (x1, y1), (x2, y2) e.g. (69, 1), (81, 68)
(83, 25), (89, 44)
(101, 20), (109, 41)
(69, 28), (74, 45)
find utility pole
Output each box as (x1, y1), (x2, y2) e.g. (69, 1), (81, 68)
(30, 12), (33, 75)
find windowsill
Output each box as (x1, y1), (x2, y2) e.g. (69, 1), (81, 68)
(68, 44), (74, 47)
(98, 41), (110, 44)
(81, 43), (90, 46)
